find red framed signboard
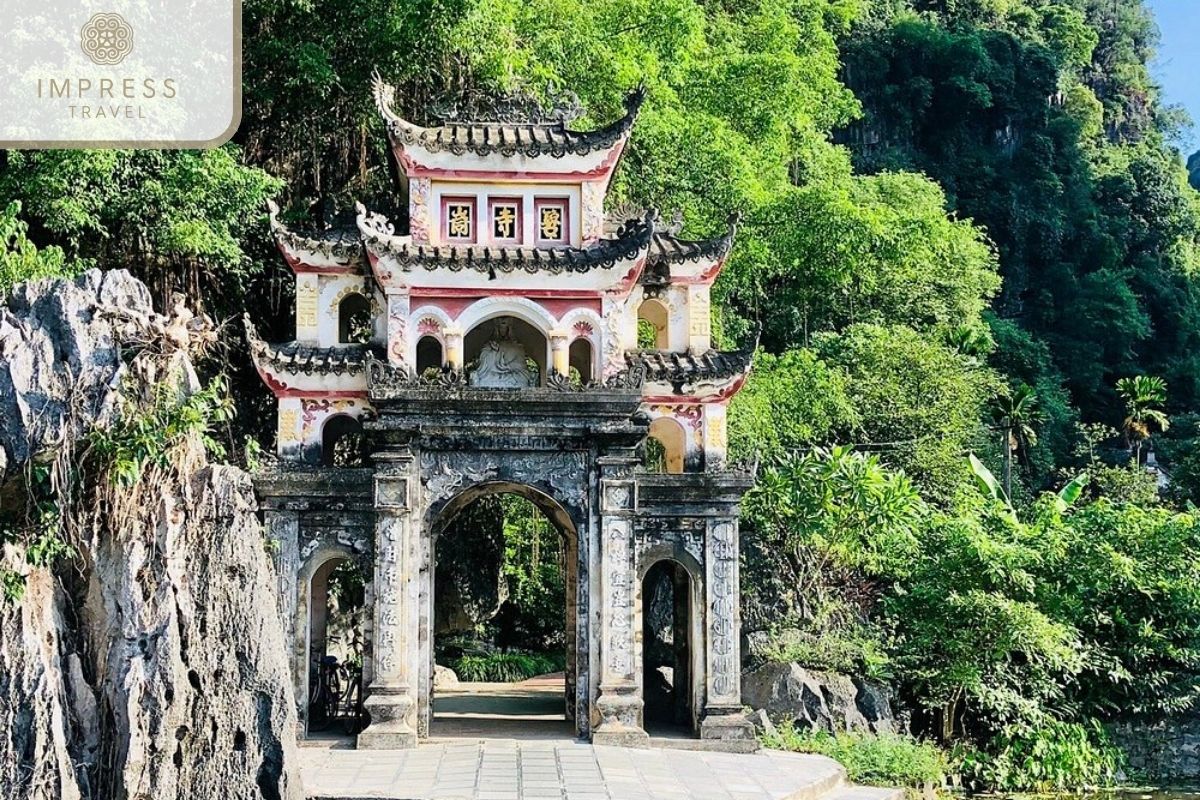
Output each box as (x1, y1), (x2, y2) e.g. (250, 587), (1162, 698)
(488, 197), (523, 244)
(441, 196), (478, 244)
(535, 198), (569, 246)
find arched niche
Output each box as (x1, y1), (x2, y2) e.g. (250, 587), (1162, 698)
(464, 316), (547, 387)
(637, 298), (669, 350)
(321, 414), (368, 467)
(416, 335), (444, 375)
(337, 293), (374, 344)
(638, 554), (703, 734)
(304, 554), (368, 734)
(568, 338), (594, 385)
(646, 416), (687, 474)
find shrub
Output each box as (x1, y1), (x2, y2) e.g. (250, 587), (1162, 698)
(762, 724), (947, 790)
(450, 650), (564, 683)
(956, 719), (1122, 792)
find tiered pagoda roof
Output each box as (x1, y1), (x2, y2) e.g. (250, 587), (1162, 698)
(608, 211), (738, 286)
(357, 206), (657, 292)
(268, 201), (366, 273)
(374, 78), (644, 161)
(245, 316), (372, 397)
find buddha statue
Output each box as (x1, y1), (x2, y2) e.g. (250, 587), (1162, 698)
(469, 319), (535, 388)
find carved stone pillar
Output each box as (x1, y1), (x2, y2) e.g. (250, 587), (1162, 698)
(549, 329), (569, 377)
(701, 518), (755, 748)
(385, 289), (410, 367)
(359, 449), (420, 749)
(593, 454), (649, 746)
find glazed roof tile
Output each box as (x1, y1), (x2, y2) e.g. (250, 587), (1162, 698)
(374, 77), (644, 158)
(358, 206), (656, 274)
(627, 347), (753, 390)
(245, 315), (379, 376)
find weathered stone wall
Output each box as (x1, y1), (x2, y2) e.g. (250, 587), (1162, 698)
(1111, 719), (1200, 783)
(0, 270), (302, 800)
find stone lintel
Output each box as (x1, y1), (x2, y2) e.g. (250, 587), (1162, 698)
(253, 465), (374, 501)
(635, 472), (754, 517)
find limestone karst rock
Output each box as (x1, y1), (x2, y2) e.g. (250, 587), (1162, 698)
(0, 270), (301, 800)
(742, 662), (899, 735)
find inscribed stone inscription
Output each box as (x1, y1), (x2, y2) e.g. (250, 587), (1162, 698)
(606, 520), (633, 678)
(374, 513), (403, 677)
(708, 521), (738, 701)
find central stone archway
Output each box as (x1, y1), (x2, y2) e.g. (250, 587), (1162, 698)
(356, 384), (646, 749)
(422, 479), (586, 737)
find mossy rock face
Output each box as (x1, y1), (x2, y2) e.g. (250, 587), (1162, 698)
(0, 271), (302, 799)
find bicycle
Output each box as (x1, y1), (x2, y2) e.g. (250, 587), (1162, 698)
(307, 655), (343, 732)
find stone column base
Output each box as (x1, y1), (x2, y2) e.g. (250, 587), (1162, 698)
(592, 687), (649, 747)
(701, 710), (759, 753)
(357, 689), (418, 750)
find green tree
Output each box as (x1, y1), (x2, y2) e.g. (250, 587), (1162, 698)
(0, 201), (73, 296)
(991, 385), (1042, 500)
(813, 324), (1000, 500)
(727, 348), (859, 462)
(1116, 375), (1170, 463)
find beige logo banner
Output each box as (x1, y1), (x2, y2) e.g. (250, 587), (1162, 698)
(1, 1), (241, 148)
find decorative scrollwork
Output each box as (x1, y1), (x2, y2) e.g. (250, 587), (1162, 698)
(603, 363), (647, 391)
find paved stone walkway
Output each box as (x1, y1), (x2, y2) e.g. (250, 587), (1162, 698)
(300, 739), (866, 800)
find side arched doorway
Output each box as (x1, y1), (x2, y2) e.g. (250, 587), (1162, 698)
(422, 481), (581, 739)
(302, 553), (370, 736)
(639, 556), (703, 735)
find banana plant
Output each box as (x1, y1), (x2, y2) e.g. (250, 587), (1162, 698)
(969, 453), (1087, 516)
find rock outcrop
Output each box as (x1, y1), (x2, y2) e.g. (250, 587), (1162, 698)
(0, 270), (301, 800)
(743, 662), (899, 734)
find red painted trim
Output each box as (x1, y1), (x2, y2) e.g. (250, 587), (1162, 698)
(254, 364), (368, 399)
(487, 197), (523, 245)
(277, 243), (360, 275)
(671, 257), (727, 286)
(410, 296), (602, 321)
(534, 197), (570, 246)
(607, 255), (648, 295)
(440, 195), (478, 244)
(411, 286), (602, 300)
(275, 389), (368, 399)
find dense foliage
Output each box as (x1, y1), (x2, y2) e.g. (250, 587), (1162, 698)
(3, 0), (1199, 790)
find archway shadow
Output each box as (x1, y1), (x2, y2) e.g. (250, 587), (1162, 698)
(430, 674), (575, 741)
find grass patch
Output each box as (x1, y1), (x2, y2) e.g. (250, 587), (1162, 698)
(763, 724), (947, 791)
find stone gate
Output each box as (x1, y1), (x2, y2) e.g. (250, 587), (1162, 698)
(252, 77), (755, 749)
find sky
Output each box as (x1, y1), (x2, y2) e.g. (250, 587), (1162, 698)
(1146, 0), (1200, 151)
